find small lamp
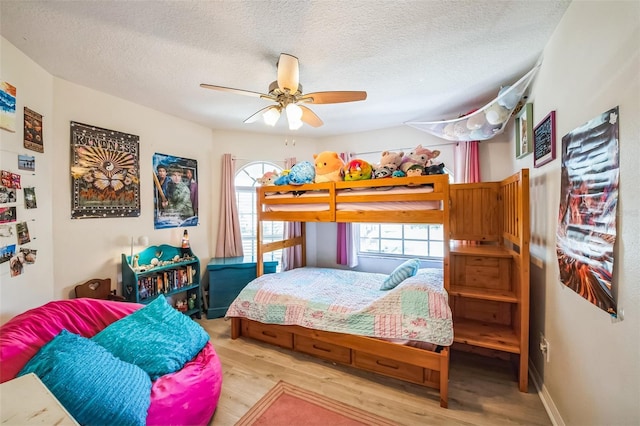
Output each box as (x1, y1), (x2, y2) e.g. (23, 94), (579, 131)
(130, 235), (149, 265)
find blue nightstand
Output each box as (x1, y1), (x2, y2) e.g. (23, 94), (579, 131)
(206, 257), (277, 319)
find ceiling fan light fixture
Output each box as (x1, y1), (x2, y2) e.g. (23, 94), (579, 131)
(286, 103), (303, 130)
(201, 53), (367, 131)
(263, 107), (281, 126)
(277, 53), (299, 93)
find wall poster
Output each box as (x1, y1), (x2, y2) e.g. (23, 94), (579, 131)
(24, 107), (44, 153)
(70, 122), (140, 219)
(152, 152), (198, 229)
(556, 106), (619, 317)
(0, 81), (16, 132)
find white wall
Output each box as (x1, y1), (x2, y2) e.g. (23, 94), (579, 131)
(0, 38), (55, 324)
(50, 79), (215, 300)
(484, 2), (640, 424)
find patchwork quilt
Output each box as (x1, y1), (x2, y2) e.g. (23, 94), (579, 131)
(225, 267), (453, 346)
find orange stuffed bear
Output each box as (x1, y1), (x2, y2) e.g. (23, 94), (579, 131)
(313, 151), (345, 183)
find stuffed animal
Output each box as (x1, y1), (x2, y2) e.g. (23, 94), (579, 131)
(424, 162), (446, 175)
(377, 151), (404, 173)
(274, 169), (291, 186)
(313, 151), (345, 183)
(405, 164), (425, 177)
(343, 159), (373, 181)
(373, 165), (393, 179)
(257, 170), (279, 186)
(392, 170), (406, 178)
(286, 161), (316, 185)
(399, 145), (441, 173)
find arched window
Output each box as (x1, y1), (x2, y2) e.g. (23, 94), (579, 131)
(235, 162), (283, 266)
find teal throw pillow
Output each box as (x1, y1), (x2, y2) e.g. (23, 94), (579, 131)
(92, 296), (209, 380)
(18, 329), (151, 426)
(380, 259), (421, 290)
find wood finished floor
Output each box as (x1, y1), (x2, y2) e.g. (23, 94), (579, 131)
(198, 318), (551, 426)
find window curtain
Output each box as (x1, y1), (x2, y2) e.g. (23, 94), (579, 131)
(215, 153), (244, 258)
(281, 157), (303, 271)
(336, 152), (358, 268)
(454, 141), (481, 183)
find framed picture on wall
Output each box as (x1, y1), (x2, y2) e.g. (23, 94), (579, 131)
(515, 103), (533, 158)
(534, 111), (557, 168)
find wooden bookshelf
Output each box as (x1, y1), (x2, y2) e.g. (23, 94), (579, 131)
(121, 244), (201, 318)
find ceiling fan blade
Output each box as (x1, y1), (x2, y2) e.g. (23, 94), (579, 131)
(200, 83), (267, 98)
(299, 105), (323, 127)
(277, 53), (299, 94)
(300, 91), (367, 104)
(244, 105), (278, 124)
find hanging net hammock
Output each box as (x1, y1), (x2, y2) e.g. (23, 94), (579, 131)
(405, 64), (540, 142)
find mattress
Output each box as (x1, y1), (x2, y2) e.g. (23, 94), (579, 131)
(263, 185), (440, 212)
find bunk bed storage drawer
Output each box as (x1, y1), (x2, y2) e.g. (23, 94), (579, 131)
(243, 321), (293, 349)
(294, 335), (352, 364)
(451, 255), (512, 292)
(353, 351), (424, 383)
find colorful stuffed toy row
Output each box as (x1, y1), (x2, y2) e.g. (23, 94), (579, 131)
(259, 145), (445, 186)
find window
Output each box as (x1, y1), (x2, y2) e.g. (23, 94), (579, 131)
(357, 223), (444, 259)
(235, 162), (283, 266)
(355, 165), (451, 261)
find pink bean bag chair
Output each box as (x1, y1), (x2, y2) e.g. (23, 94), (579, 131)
(0, 298), (223, 425)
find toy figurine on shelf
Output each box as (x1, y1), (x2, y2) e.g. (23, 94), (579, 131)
(176, 299), (188, 312)
(181, 229), (190, 257)
(188, 294), (196, 310)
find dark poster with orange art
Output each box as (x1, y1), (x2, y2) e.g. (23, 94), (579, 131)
(70, 122), (140, 219)
(557, 106), (619, 317)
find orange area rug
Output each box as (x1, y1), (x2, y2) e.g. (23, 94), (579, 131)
(235, 381), (397, 426)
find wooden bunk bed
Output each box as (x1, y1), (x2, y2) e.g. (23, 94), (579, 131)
(229, 169), (530, 408)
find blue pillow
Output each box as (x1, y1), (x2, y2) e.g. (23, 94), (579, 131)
(18, 329), (151, 426)
(92, 296), (209, 380)
(380, 259), (421, 290)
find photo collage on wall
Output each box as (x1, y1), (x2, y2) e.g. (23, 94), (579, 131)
(0, 82), (41, 278)
(0, 166), (38, 277)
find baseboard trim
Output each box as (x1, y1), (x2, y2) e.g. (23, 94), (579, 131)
(529, 361), (565, 426)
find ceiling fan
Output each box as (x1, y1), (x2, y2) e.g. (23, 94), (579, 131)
(200, 53), (367, 130)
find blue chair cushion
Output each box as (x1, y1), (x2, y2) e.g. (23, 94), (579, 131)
(18, 329), (151, 426)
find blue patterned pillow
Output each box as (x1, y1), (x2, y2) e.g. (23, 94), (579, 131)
(18, 329), (151, 426)
(92, 296), (209, 380)
(380, 259), (421, 290)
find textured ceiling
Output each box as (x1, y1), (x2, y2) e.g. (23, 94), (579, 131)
(0, 0), (571, 138)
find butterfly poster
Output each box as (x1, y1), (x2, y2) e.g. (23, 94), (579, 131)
(70, 121), (140, 219)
